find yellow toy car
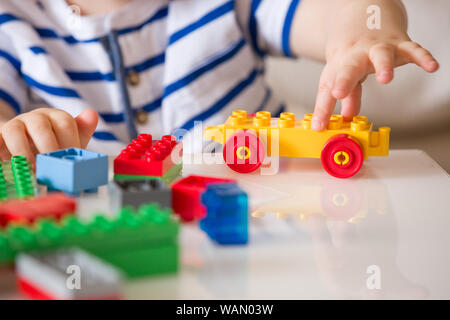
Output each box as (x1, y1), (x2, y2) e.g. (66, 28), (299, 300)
(203, 110), (390, 178)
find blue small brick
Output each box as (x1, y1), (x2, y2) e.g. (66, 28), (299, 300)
(36, 148), (108, 196)
(200, 183), (248, 245)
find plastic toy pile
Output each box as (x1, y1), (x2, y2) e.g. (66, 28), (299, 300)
(0, 111), (390, 300)
(0, 134), (249, 300)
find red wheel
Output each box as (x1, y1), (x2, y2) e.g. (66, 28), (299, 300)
(321, 135), (363, 178)
(223, 130), (265, 174)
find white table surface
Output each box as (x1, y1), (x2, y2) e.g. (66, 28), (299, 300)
(1, 150), (449, 300)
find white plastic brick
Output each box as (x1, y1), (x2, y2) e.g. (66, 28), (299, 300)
(16, 248), (123, 299)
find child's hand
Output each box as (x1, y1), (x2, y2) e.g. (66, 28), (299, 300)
(311, 34), (439, 131)
(0, 108), (98, 162)
(291, 0), (440, 131)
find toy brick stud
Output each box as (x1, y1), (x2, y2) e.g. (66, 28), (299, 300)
(121, 146), (138, 159)
(232, 110), (247, 118)
(327, 115), (344, 130)
(162, 135), (177, 148)
(230, 110), (247, 126)
(156, 140), (172, 156)
(278, 112), (296, 128)
(131, 141), (146, 153)
(137, 133), (153, 144)
(302, 113), (313, 129)
(153, 144), (168, 159)
(253, 111), (271, 127)
(135, 134), (152, 149)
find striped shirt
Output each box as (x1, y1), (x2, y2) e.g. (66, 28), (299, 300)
(0, 0), (301, 154)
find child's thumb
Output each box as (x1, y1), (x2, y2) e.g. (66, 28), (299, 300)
(75, 109), (99, 148)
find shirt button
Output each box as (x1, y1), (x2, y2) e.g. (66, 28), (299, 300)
(127, 70), (140, 86)
(135, 110), (149, 125)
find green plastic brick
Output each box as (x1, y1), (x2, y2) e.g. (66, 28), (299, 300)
(0, 232), (13, 262)
(0, 203), (180, 277)
(114, 163), (182, 185)
(95, 244), (179, 278)
(0, 163), (7, 201)
(0, 156), (37, 201)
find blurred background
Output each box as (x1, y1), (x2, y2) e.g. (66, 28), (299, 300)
(265, 0), (450, 172)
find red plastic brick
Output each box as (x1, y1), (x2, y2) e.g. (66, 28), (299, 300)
(18, 277), (55, 300)
(114, 134), (183, 177)
(171, 175), (235, 222)
(17, 278), (120, 300)
(0, 193), (76, 227)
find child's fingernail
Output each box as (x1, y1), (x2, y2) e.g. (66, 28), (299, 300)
(428, 60), (439, 69)
(378, 71), (392, 82)
(311, 119), (323, 131)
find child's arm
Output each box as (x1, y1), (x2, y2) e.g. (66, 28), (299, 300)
(0, 103), (98, 162)
(290, 0), (439, 130)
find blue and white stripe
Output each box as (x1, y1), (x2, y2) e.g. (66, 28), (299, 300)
(0, 0), (300, 154)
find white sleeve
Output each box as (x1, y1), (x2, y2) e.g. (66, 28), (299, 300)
(0, 31), (29, 115)
(235, 0), (301, 57)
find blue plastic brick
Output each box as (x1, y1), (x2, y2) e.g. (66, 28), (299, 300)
(200, 183), (248, 245)
(36, 148), (108, 196)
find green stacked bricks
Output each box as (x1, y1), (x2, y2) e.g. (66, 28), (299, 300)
(0, 203), (179, 278)
(11, 156), (36, 199)
(0, 156), (37, 201)
(0, 163), (7, 201)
